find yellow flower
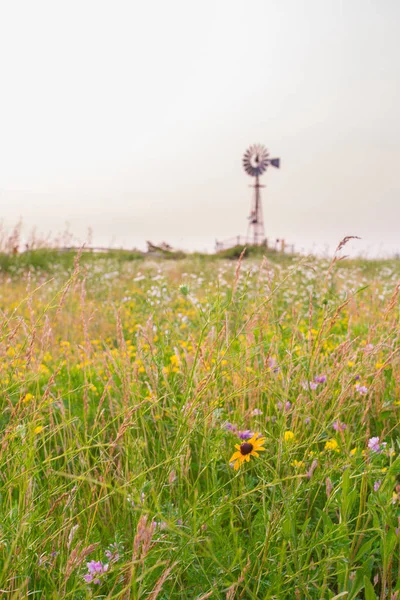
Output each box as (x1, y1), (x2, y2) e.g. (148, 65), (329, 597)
(291, 460), (305, 468)
(284, 430), (295, 442)
(375, 362), (384, 369)
(22, 393), (34, 404)
(350, 447), (357, 455)
(34, 426), (43, 434)
(348, 361), (355, 367)
(229, 433), (266, 470)
(324, 439), (339, 452)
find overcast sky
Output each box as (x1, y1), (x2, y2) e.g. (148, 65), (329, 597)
(0, 0), (399, 256)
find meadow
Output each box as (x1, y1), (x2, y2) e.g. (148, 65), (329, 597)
(0, 247), (399, 599)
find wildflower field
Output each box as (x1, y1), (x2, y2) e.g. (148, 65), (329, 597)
(0, 250), (399, 599)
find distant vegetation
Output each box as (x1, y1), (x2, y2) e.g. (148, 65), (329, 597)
(0, 244), (399, 276)
(0, 245), (297, 273)
(0, 222), (398, 274)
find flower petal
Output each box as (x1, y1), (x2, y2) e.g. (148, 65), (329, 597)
(230, 452), (241, 462)
(254, 438), (266, 447)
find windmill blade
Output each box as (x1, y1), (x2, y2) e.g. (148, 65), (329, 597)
(270, 158), (280, 168)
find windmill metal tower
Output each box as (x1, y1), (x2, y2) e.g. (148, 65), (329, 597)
(242, 144), (280, 245)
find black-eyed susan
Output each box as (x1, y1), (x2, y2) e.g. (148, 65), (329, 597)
(229, 433), (266, 470)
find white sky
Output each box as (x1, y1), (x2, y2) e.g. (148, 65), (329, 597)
(0, 0), (399, 256)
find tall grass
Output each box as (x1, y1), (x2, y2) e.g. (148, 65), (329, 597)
(0, 252), (399, 598)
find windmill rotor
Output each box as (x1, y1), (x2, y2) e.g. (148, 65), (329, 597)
(242, 144), (280, 177)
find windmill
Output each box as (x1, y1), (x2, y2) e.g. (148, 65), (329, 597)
(242, 144), (280, 245)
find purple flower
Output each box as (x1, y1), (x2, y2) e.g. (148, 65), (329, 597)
(88, 560), (108, 574)
(373, 480), (381, 492)
(285, 401), (291, 411)
(238, 430), (254, 440)
(354, 374), (361, 381)
(268, 358), (280, 373)
(105, 543), (120, 563)
(355, 384), (368, 395)
(152, 520), (167, 530)
(224, 422), (237, 433)
(332, 420), (347, 432)
(368, 436), (386, 453)
(302, 381), (318, 391)
(84, 560), (109, 584)
(251, 408), (263, 416)
(314, 375), (327, 384)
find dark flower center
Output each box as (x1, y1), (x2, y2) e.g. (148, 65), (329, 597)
(240, 442), (253, 455)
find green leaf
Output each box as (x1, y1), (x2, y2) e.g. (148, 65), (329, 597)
(354, 537), (376, 562)
(363, 576), (377, 600)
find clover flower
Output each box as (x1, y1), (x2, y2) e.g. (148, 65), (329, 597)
(267, 357), (280, 373)
(277, 400), (292, 412)
(355, 384), (368, 395)
(332, 420), (347, 432)
(105, 543), (121, 563)
(238, 430), (254, 440)
(84, 560), (109, 584)
(224, 422), (237, 433)
(251, 408), (263, 416)
(151, 520), (167, 530)
(368, 437), (386, 453)
(302, 381), (318, 391)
